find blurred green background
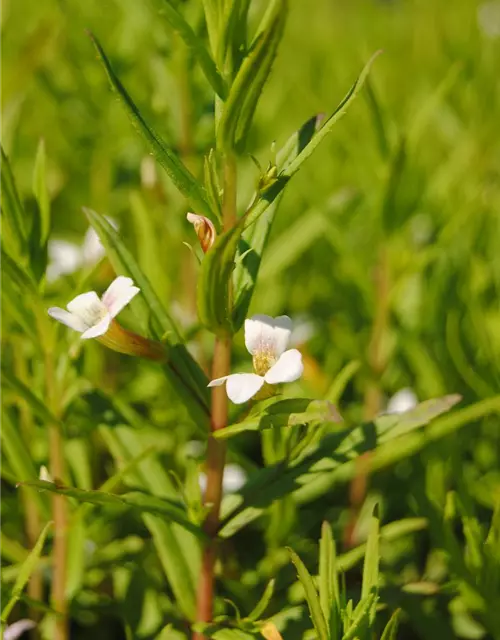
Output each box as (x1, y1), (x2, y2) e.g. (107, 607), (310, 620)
(2, 0), (500, 638)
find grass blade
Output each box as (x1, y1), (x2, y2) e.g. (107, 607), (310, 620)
(288, 548), (329, 640)
(88, 32), (212, 217)
(1, 521), (53, 623)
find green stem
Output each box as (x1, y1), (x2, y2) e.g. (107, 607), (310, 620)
(194, 153), (237, 638)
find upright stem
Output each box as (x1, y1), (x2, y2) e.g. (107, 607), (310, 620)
(194, 153), (237, 637)
(44, 342), (69, 640)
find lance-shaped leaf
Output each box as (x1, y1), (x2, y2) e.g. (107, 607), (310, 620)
(218, 394), (472, 537)
(380, 610), (401, 640)
(2, 367), (61, 427)
(197, 217), (245, 334)
(32, 139), (50, 246)
(88, 33), (212, 217)
(158, 0), (227, 99)
(214, 398), (342, 440)
(288, 548), (329, 640)
(21, 480), (206, 540)
(319, 522), (339, 638)
(247, 579), (276, 622)
(216, 0), (287, 152)
(242, 52), (382, 232)
(84, 209), (209, 423)
(0, 146), (27, 261)
(1, 521), (52, 623)
(1, 248), (39, 298)
(1, 411), (50, 519)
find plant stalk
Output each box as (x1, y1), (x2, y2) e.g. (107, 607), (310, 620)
(45, 342), (69, 640)
(194, 153), (237, 637)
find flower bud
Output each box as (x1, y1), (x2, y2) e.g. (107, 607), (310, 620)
(187, 213), (216, 253)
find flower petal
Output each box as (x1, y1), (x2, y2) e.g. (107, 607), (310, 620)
(102, 276), (140, 317)
(207, 376), (229, 387)
(264, 349), (303, 384)
(244, 314), (293, 358)
(225, 373), (265, 404)
(208, 373), (264, 404)
(4, 620), (36, 640)
(47, 307), (87, 332)
(81, 314), (112, 339)
(67, 291), (107, 326)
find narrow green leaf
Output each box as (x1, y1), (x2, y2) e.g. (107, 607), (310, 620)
(1, 247), (39, 298)
(192, 624), (255, 640)
(324, 360), (361, 405)
(231, 114), (324, 328)
(100, 427), (200, 620)
(88, 32), (212, 217)
(2, 367), (60, 426)
(84, 208), (209, 422)
(197, 217), (245, 334)
(1, 273), (39, 342)
(361, 504), (380, 601)
(243, 52), (382, 231)
(381, 136), (407, 234)
(0, 145), (27, 259)
(204, 149), (222, 222)
(65, 510), (86, 600)
(1, 521), (52, 623)
(215, 398), (342, 440)
(233, 0), (287, 151)
(216, 0), (287, 151)
(341, 592), (377, 640)
(158, 0), (227, 99)
(219, 394), (473, 537)
(21, 480), (206, 540)
(247, 579), (276, 622)
(32, 138), (50, 245)
(380, 609), (401, 640)
(201, 0), (221, 57)
(288, 548), (329, 640)
(0, 411), (50, 519)
(319, 522), (338, 637)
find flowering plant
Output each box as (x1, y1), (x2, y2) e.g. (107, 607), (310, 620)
(3, 3), (494, 640)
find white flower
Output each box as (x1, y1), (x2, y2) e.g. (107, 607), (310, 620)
(48, 276), (139, 340)
(199, 464), (247, 495)
(47, 220), (118, 282)
(4, 620), (36, 640)
(39, 465), (53, 483)
(478, 1), (500, 38)
(387, 388), (418, 414)
(46, 239), (82, 282)
(208, 314), (304, 404)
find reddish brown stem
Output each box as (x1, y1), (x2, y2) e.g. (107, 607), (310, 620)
(194, 153), (237, 638)
(45, 346), (69, 640)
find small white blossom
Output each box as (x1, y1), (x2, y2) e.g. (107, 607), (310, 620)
(198, 464), (247, 495)
(4, 620), (36, 640)
(387, 388), (418, 414)
(46, 239), (82, 282)
(209, 314), (303, 404)
(39, 465), (53, 483)
(48, 276), (139, 340)
(47, 220), (118, 282)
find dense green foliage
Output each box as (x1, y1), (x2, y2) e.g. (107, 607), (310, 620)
(2, 1), (500, 639)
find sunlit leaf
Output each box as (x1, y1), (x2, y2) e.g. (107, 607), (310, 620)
(88, 32), (212, 217)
